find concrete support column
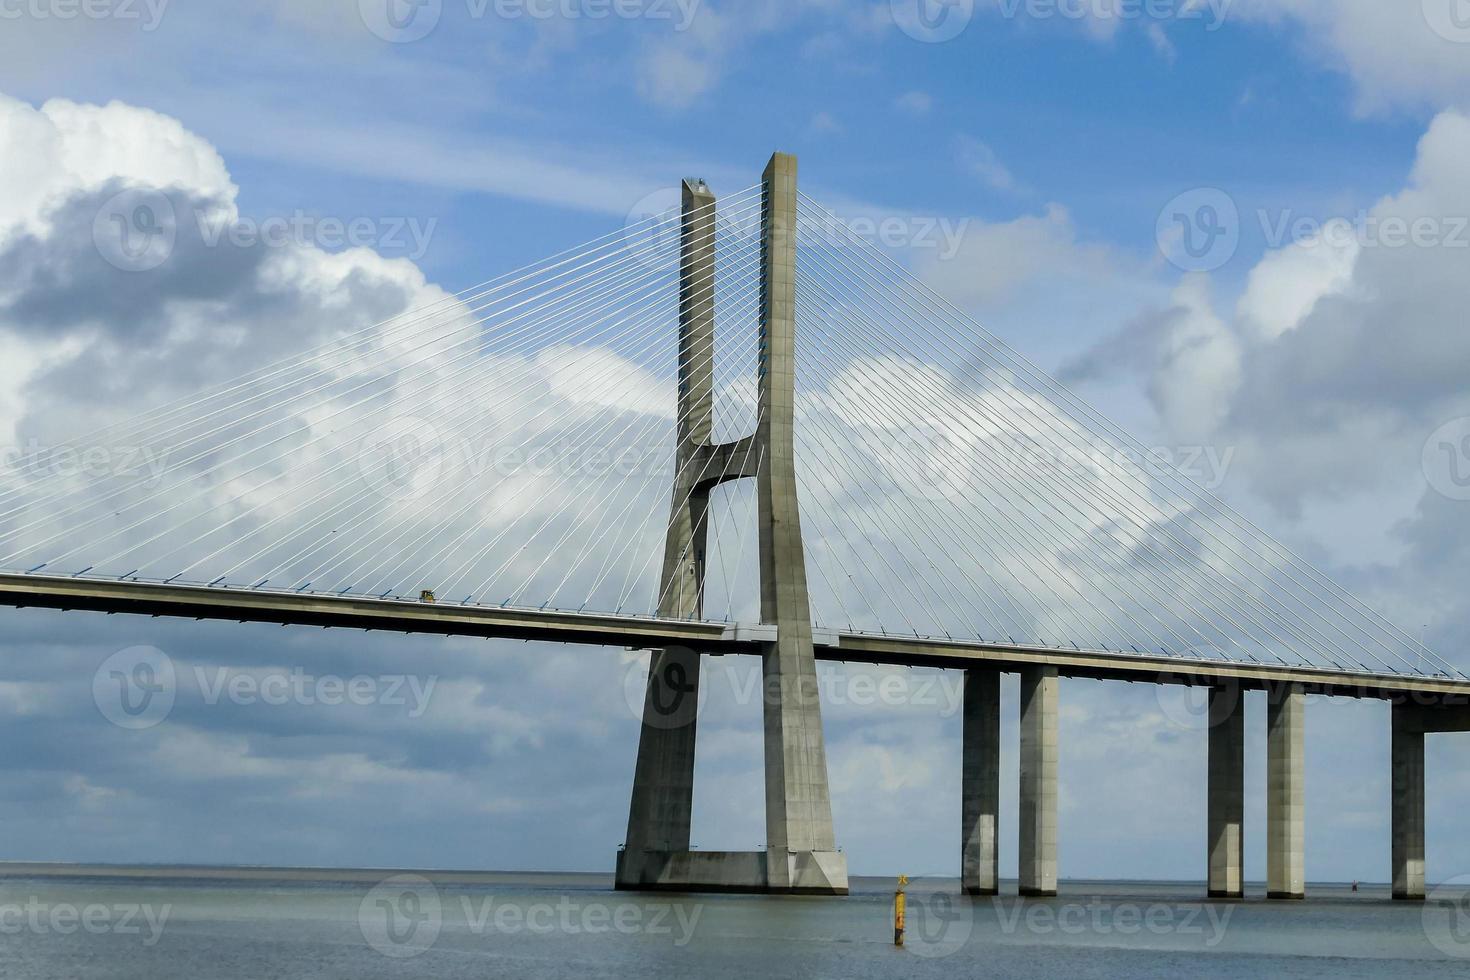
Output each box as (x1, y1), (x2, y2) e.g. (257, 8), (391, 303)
(617, 154), (845, 895)
(1266, 683), (1305, 900)
(755, 153), (846, 894)
(1019, 666), (1058, 897)
(1392, 702), (1426, 901)
(962, 669), (1000, 895)
(1206, 684), (1244, 899)
(618, 181), (717, 886)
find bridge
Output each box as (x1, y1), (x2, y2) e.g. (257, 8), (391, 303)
(0, 153), (1464, 899)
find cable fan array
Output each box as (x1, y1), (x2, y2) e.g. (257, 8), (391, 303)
(0, 184), (1454, 679)
(0, 188), (765, 622)
(790, 193), (1457, 679)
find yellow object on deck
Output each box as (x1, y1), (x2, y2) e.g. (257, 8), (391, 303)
(419, 590), (436, 604)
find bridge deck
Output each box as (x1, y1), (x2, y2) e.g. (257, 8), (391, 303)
(0, 573), (1463, 701)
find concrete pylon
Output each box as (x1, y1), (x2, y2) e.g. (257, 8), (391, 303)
(755, 152), (846, 894)
(1206, 684), (1244, 900)
(1391, 702), (1426, 901)
(1018, 665), (1058, 897)
(617, 180), (716, 887)
(962, 668), (1001, 895)
(1266, 683), (1305, 900)
(617, 156), (847, 895)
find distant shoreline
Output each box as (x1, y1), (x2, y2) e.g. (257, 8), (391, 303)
(0, 863), (594, 885)
(0, 864), (1391, 891)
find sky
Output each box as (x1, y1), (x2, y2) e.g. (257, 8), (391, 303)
(1, 0), (1470, 885)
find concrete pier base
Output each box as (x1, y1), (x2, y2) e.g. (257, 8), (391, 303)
(616, 848), (848, 895)
(1207, 684), (1244, 899)
(1266, 683), (1305, 900)
(1392, 702), (1426, 901)
(962, 669), (1000, 895)
(1019, 666), (1058, 897)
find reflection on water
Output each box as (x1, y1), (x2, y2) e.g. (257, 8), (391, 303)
(0, 870), (1464, 978)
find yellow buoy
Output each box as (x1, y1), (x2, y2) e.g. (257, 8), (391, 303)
(894, 874), (908, 947)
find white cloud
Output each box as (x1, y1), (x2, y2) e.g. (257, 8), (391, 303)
(1235, 222), (1358, 341)
(1145, 22), (1178, 64)
(635, 41), (720, 109)
(894, 90), (933, 115)
(912, 203), (1115, 308)
(1079, 110), (1470, 515)
(1147, 276), (1241, 444)
(809, 111), (843, 135)
(0, 93), (236, 240)
(956, 135), (1016, 192)
(1232, 0), (1470, 114)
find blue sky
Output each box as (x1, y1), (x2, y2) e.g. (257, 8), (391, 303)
(2, 0), (1470, 884)
(1, 3), (1434, 288)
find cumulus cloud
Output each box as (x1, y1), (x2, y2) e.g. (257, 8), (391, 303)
(1223, 112), (1470, 504)
(1234, 220), (1359, 342)
(1063, 276), (1240, 445)
(1079, 111), (1470, 513)
(0, 94), (236, 240)
(1232, 0), (1470, 114)
(1059, 110), (1470, 789)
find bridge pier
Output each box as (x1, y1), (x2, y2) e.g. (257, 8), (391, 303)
(1018, 666), (1058, 897)
(961, 668), (1000, 895)
(617, 154), (847, 896)
(1391, 702), (1426, 901)
(1266, 683), (1305, 900)
(618, 178), (717, 890)
(755, 152), (846, 894)
(1207, 684), (1244, 899)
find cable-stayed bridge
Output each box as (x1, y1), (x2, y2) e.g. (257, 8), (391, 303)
(0, 154), (1463, 900)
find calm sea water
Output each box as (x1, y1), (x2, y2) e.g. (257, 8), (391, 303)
(0, 869), (1466, 978)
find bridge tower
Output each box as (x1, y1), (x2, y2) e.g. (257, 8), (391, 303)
(616, 153), (849, 895)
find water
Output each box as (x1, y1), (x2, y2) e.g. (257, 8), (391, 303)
(0, 868), (1466, 978)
